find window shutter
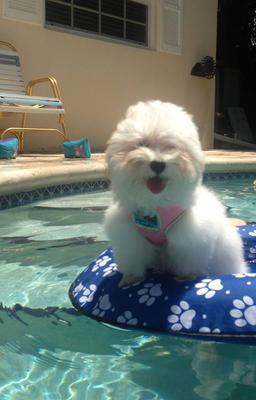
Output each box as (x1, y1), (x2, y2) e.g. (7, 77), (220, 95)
(2, 0), (44, 26)
(159, 0), (183, 55)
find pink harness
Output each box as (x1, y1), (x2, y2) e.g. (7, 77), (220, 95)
(131, 206), (185, 247)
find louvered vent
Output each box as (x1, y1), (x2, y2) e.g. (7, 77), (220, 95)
(45, 0), (148, 46)
(3, 0), (44, 25)
(160, 0), (183, 55)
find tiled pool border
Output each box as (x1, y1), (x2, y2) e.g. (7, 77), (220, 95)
(0, 172), (255, 210)
(0, 180), (110, 210)
(203, 172), (256, 181)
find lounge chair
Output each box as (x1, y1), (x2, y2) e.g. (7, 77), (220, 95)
(215, 107), (256, 150)
(0, 41), (68, 153)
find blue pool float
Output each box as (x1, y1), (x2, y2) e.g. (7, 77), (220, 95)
(69, 224), (256, 344)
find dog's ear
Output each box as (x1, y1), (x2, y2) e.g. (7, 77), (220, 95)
(176, 148), (205, 179)
(177, 151), (195, 176)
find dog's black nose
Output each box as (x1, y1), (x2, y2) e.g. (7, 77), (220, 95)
(150, 161), (166, 174)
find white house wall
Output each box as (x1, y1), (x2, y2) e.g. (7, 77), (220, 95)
(0, 0), (218, 153)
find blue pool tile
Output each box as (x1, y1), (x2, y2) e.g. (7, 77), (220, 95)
(0, 180), (110, 210)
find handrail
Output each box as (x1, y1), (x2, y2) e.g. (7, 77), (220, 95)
(26, 76), (63, 101)
(0, 41), (17, 51)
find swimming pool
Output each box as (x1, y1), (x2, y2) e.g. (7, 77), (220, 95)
(0, 177), (255, 399)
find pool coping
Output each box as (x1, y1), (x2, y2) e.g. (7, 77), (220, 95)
(204, 150), (256, 173)
(0, 151), (256, 209)
(0, 153), (107, 196)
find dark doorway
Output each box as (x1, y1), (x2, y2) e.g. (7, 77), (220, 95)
(215, 0), (256, 149)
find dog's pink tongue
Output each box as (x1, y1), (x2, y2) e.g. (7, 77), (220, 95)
(146, 177), (167, 194)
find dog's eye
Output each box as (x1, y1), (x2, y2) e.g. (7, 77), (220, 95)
(166, 145), (176, 151)
(138, 140), (150, 148)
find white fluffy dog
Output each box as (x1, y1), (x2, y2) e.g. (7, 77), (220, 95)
(104, 101), (247, 286)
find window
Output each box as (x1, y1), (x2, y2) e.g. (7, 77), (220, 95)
(45, 0), (149, 47)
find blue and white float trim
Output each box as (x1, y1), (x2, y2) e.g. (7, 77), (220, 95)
(69, 224), (256, 344)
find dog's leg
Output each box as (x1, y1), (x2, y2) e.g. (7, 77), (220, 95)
(104, 204), (155, 286)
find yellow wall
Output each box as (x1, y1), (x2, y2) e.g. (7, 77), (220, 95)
(0, 0), (218, 153)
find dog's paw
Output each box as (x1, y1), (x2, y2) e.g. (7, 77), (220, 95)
(118, 274), (143, 288)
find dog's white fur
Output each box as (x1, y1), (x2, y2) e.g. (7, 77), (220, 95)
(104, 101), (247, 285)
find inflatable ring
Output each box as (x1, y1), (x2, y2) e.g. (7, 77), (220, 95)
(69, 224), (256, 344)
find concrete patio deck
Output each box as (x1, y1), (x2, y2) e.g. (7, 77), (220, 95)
(0, 151), (256, 196)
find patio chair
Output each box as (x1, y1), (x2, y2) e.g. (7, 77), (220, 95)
(0, 41), (68, 153)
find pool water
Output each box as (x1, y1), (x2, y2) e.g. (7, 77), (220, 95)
(208, 178), (256, 222)
(0, 178), (255, 399)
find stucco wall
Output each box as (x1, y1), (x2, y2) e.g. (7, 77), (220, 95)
(0, 0), (217, 153)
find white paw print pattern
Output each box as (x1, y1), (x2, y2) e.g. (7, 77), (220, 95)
(102, 263), (117, 277)
(91, 254), (117, 277)
(195, 278), (223, 299)
(117, 311), (138, 326)
(198, 327), (221, 333)
(234, 272), (256, 278)
(91, 255), (111, 272)
(230, 296), (256, 327)
(168, 301), (196, 331)
(73, 282), (85, 296)
(137, 283), (163, 306)
(92, 294), (112, 317)
(78, 284), (97, 305)
(249, 230), (256, 237)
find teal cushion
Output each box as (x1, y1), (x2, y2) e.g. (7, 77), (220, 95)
(63, 138), (91, 159)
(0, 138), (18, 159)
